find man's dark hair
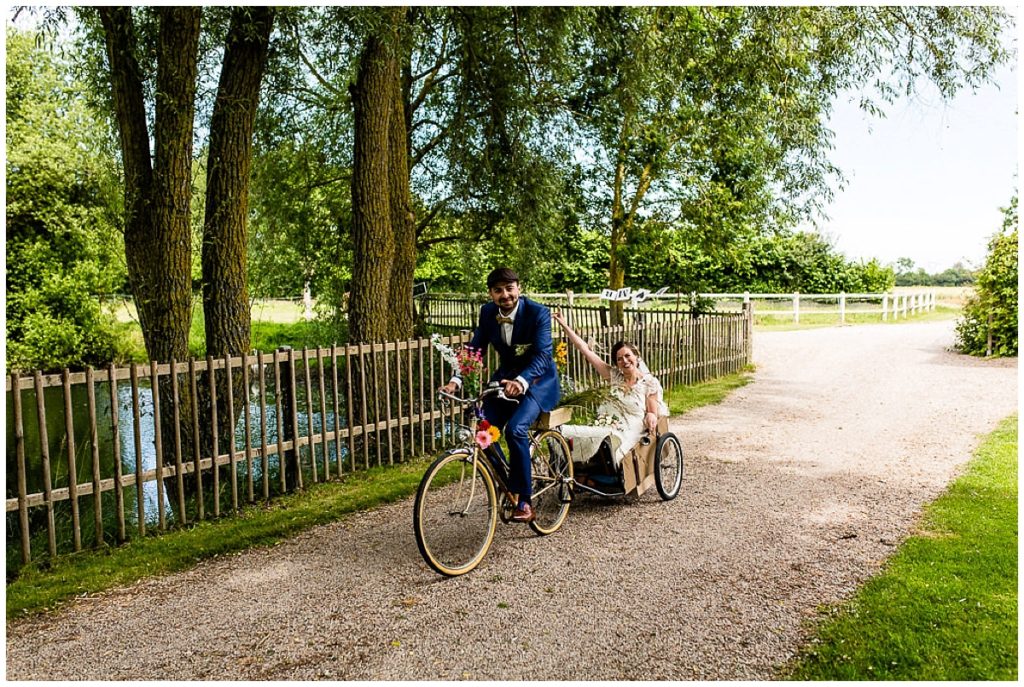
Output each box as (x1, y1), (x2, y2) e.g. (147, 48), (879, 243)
(486, 267), (520, 289)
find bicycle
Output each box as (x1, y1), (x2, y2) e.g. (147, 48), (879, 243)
(413, 382), (574, 576)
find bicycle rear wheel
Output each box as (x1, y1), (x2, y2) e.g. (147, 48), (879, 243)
(529, 430), (574, 535)
(413, 449), (498, 576)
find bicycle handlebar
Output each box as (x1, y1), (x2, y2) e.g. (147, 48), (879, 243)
(437, 382), (519, 406)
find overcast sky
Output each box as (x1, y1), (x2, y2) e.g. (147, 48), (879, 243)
(808, 54), (1018, 273)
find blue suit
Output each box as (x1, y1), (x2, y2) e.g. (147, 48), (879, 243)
(469, 297), (560, 499)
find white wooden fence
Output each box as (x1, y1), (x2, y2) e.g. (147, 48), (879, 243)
(524, 291), (937, 324)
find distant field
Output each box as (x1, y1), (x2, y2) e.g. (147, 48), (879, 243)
(107, 289), (972, 326)
(109, 298), (311, 324)
(903, 285), (974, 307)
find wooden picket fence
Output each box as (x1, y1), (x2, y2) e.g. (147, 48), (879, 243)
(6, 307), (751, 566)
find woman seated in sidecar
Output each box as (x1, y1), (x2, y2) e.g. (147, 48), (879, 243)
(551, 311), (669, 488)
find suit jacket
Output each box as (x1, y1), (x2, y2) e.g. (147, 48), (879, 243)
(469, 296), (560, 412)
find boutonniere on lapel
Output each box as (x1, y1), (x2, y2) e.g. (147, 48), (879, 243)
(514, 343), (532, 356)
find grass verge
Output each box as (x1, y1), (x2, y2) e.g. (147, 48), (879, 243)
(754, 305), (960, 331)
(784, 414), (1018, 680)
(663, 366), (755, 415)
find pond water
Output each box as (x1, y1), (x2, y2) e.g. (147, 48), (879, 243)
(5, 374), (353, 571)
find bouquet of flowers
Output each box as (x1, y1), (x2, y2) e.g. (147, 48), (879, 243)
(431, 334), (485, 397)
(457, 345), (484, 396)
(475, 419), (501, 449)
(593, 413), (623, 431)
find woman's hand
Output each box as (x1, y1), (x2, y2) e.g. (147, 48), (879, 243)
(643, 410), (658, 433)
(551, 309), (567, 328)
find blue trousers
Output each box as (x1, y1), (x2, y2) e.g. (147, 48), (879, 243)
(482, 393), (541, 501)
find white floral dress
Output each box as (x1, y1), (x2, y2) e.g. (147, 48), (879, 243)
(561, 369), (669, 466)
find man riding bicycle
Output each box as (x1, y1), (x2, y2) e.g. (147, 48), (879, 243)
(440, 267), (560, 523)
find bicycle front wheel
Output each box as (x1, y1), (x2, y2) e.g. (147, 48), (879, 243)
(529, 430), (574, 535)
(413, 449), (498, 576)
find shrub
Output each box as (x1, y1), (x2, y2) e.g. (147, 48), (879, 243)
(6, 28), (128, 372)
(955, 196), (1018, 356)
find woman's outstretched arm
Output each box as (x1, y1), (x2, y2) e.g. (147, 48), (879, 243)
(552, 310), (613, 379)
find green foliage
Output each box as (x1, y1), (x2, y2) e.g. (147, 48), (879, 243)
(5, 28), (131, 372)
(787, 414), (1018, 680)
(894, 258), (976, 287)
(623, 226), (894, 294)
(955, 196), (1018, 356)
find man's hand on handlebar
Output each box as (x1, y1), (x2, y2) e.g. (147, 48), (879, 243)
(500, 378), (524, 397)
(439, 381), (458, 396)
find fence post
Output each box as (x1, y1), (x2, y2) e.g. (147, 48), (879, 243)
(793, 292), (800, 324)
(839, 292), (846, 324)
(11, 372), (31, 564)
(277, 346), (299, 490)
(742, 301), (753, 364)
(986, 313), (993, 357)
(882, 293), (888, 321)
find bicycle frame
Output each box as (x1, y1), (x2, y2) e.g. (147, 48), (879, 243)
(439, 384), (566, 507)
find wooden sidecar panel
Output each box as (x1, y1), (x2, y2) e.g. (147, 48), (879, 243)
(621, 416), (669, 497)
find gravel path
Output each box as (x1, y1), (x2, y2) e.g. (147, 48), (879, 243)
(6, 320), (1016, 680)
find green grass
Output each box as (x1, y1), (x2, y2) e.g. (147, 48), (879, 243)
(6, 460), (433, 619)
(754, 304), (961, 331)
(110, 303), (332, 363)
(785, 414), (1018, 680)
(663, 366), (755, 415)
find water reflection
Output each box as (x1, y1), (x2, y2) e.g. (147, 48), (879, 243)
(6, 372), (352, 570)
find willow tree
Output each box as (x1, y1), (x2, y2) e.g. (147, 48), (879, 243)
(566, 6), (1012, 323)
(348, 8), (414, 343)
(92, 6), (276, 515)
(202, 7), (276, 357)
(272, 7), (578, 343)
(98, 6), (200, 363)
(94, 6), (277, 361)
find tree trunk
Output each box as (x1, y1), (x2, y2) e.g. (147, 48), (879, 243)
(202, 6), (275, 359)
(387, 39), (416, 341)
(349, 11), (403, 344)
(199, 8), (275, 497)
(99, 7), (200, 363)
(608, 212), (628, 327)
(99, 7), (201, 520)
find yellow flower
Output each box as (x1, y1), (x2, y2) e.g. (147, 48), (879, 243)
(487, 425), (501, 442)
(554, 341), (569, 367)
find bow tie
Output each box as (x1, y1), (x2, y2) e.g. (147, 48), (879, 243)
(496, 315), (514, 325)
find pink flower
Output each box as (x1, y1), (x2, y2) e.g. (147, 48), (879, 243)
(475, 430), (493, 449)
